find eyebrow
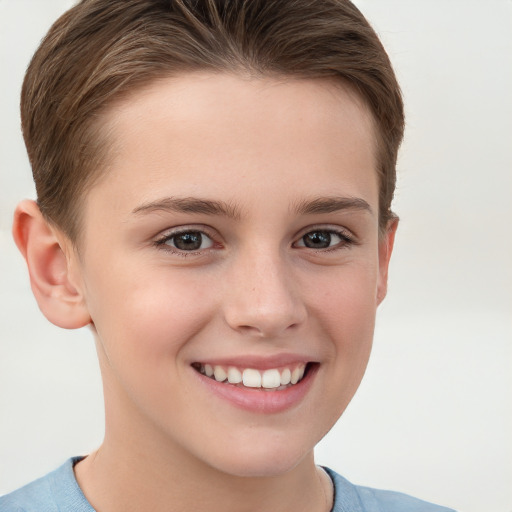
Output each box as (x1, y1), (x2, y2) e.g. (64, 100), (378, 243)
(292, 196), (373, 216)
(132, 197), (242, 220)
(132, 195), (373, 219)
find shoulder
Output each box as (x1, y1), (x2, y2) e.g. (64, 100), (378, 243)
(353, 485), (457, 512)
(324, 467), (457, 512)
(0, 458), (93, 512)
(0, 469), (56, 512)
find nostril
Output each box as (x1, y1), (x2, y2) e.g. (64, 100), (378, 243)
(238, 324), (264, 335)
(233, 322), (301, 338)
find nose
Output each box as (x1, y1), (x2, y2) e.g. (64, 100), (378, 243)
(223, 247), (307, 338)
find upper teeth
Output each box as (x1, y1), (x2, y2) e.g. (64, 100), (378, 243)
(199, 364), (306, 389)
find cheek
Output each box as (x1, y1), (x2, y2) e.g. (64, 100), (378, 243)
(310, 260), (378, 338)
(83, 264), (221, 421)
(305, 261), (378, 392)
(83, 262), (217, 366)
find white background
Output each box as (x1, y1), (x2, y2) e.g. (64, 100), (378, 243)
(1, 1), (511, 511)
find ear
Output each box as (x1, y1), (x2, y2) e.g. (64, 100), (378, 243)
(376, 217), (399, 305)
(12, 199), (91, 329)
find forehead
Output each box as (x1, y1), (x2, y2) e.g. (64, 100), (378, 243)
(88, 73), (378, 219)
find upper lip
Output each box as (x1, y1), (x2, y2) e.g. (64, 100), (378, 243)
(190, 353), (317, 370)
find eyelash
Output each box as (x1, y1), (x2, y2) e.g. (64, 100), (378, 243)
(153, 227), (217, 256)
(293, 227), (356, 252)
(153, 226), (356, 257)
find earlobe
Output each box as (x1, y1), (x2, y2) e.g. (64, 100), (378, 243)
(12, 200), (91, 329)
(376, 217), (398, 305)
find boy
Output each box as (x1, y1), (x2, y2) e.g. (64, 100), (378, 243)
(1, 1), (455, 511)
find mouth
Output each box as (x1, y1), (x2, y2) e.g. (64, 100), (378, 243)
(191, 359), (319, 413)
(191, 362), (314, 391)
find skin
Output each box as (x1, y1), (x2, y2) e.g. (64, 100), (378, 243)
(14, 73), (397, 512)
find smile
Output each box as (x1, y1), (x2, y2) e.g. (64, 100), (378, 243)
(192, 363), (308, 390)
(192, 360), (318, 413)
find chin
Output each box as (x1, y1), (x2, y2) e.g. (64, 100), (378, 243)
(200, 434), (314, 478)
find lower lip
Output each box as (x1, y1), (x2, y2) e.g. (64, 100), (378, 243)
(193, 365), (318, 414)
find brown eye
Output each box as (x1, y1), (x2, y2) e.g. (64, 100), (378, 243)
(164, 231), (213, 251)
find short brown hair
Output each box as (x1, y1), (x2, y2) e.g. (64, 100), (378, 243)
(21, 0), (404, 242)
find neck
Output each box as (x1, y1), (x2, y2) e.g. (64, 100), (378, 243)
(75, 438), (331, 512)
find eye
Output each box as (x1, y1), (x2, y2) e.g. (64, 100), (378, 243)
(294, 229), (352, 250)
(156, 230), (214, 252)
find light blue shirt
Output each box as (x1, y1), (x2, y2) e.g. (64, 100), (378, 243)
(0, 458), (456, 511)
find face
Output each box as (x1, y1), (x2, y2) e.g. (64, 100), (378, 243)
(70, 73), (394, 478)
